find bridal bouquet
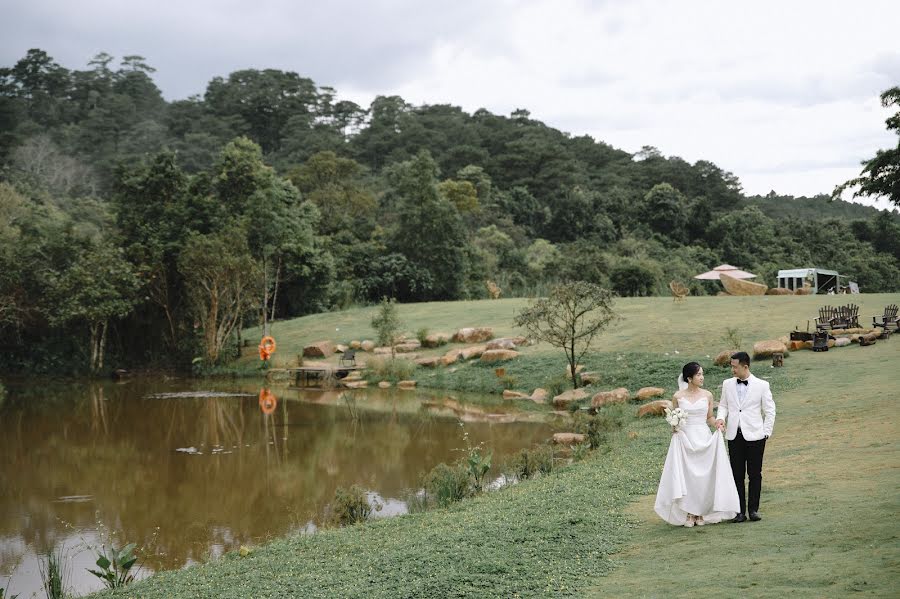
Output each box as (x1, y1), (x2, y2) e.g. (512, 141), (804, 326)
(664, 406), (687, 431)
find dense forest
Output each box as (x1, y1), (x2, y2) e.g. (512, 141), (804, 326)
(1, 49), (898, 374)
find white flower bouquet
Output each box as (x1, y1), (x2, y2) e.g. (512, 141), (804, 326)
(664, 406), (687, 431)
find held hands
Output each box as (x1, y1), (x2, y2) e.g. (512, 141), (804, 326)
(714, 419), (726, 431)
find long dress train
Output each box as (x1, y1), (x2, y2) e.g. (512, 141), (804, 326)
(654, 397), (739, 525)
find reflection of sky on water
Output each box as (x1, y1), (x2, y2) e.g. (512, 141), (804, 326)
(0, 379), (553, 598)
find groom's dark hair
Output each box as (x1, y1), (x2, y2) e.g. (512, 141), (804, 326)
(731, 351), (751, 367)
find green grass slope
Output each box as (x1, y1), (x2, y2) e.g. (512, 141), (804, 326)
(98, 294), (899, 597)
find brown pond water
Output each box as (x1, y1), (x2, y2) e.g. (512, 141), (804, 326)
(0, 378), (555, 597)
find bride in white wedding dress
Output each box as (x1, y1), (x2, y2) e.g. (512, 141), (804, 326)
(654, 362), (740, 527)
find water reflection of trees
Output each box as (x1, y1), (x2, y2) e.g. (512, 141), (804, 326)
(0, 381), (552, 574)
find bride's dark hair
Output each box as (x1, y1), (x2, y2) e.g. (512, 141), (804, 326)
(682, 362), (702, 384)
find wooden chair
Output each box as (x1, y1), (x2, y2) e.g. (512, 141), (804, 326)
(669, 280), (689, 303)
(340, 349), (357, 367)
(845, 303), (860, 329)
(815, 305), (836, 331)
(873, 304), (899, 334)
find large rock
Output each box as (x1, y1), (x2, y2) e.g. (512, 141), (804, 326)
(441, 349), (462, 366)
(486, 338), (517, 350)
(714, 349), (740, 366)
(834, 337), (851, 347)
(335, 344), (348, 353)
(415, 357), (441, 368)
(397, 380), (417, 389)
(378, 381), (392, 388)
(638, 399), (673, 417)
(591, 387), (630, 408)
(374, 347), (392, 355)
(423, 333), (452, 348)
(343, 380), (368, 389)
(360, 340), (376, 352)
(460, 345), (487, 360)
(565, 364), (585, 379)
(579, 371), (601, 385)
(394, 341), (421, 353)
(531, 388), (549, 404)
(552, 433), (587, 446)
(349, 340), (362, 350)
(636, 387), (665, 400)
(502, 390), (531, 400)
(480, 349), (519, 363)
(453, 327), (494, 343)
(303, 340), (335, 358)
(753, 340), (787, 359)
(552, 388), (589, 409)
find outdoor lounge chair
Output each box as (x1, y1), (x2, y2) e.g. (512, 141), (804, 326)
(815, 305), (837, 331)
(340, 349), (357, 367)
(873, 304), (899, 334)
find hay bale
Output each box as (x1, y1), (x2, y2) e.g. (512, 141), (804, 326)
(834, 337), (851, 347)
(766, 287), (794, 295)
(360, 340), (375, 352)
(794, 287), (813, 295)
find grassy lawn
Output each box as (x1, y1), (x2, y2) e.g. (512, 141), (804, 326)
(97, 294), (899, 597)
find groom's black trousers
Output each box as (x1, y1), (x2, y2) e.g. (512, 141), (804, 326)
(728, 429), (766, 515)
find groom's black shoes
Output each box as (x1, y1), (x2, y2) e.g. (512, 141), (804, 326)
(748, 511), (762, 522)
(732, 513), (747, 523)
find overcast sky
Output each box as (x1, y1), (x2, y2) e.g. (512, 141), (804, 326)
(3, 0), (898, 208)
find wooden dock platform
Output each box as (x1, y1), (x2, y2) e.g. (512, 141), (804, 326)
(288, 366), (363, 387)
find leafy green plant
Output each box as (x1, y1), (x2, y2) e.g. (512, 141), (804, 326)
(329, 485), (374, 526)
(415, 327), (429, 345)
(364, 356), (415, 381)
(572, 442), (590, 462)
(38, 546), (68, 599)
(88, 542), (138, 589)
(722, 327), (742, 351)
(424, 462), (470, 507)
(510, 444), (555, 480)
(457, 421), (493, 492)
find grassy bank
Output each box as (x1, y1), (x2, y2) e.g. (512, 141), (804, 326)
(97, 294), (899, 597)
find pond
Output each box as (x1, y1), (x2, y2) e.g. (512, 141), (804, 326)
(0, 377), (556, 597)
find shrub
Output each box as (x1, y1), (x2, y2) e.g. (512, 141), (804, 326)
(509, 444), (555, 480)
(39, 546), (69, 599)
(573, 411), (623, 449)
(415, 327), (429, 345)
(425, 462), (470, 507)
(329, 485), (372, 526)
(572, 442), (590, 462)
(364, 356), (415, 381)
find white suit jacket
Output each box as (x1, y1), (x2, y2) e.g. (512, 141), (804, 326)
(716, 374), (776, 441)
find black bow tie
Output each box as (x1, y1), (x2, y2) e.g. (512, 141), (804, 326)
(737, 379), (749, 386)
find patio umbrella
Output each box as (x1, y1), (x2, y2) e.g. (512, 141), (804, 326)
(693, 264), (758, 280)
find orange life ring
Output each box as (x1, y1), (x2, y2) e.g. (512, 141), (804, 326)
(258, 336), (277, 361)
(258, 389), (277, 415)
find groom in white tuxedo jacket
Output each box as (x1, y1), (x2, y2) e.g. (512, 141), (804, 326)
(715, 351), (776, 523)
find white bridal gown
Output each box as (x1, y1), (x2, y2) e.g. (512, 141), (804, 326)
(654, 397), (740, 525)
